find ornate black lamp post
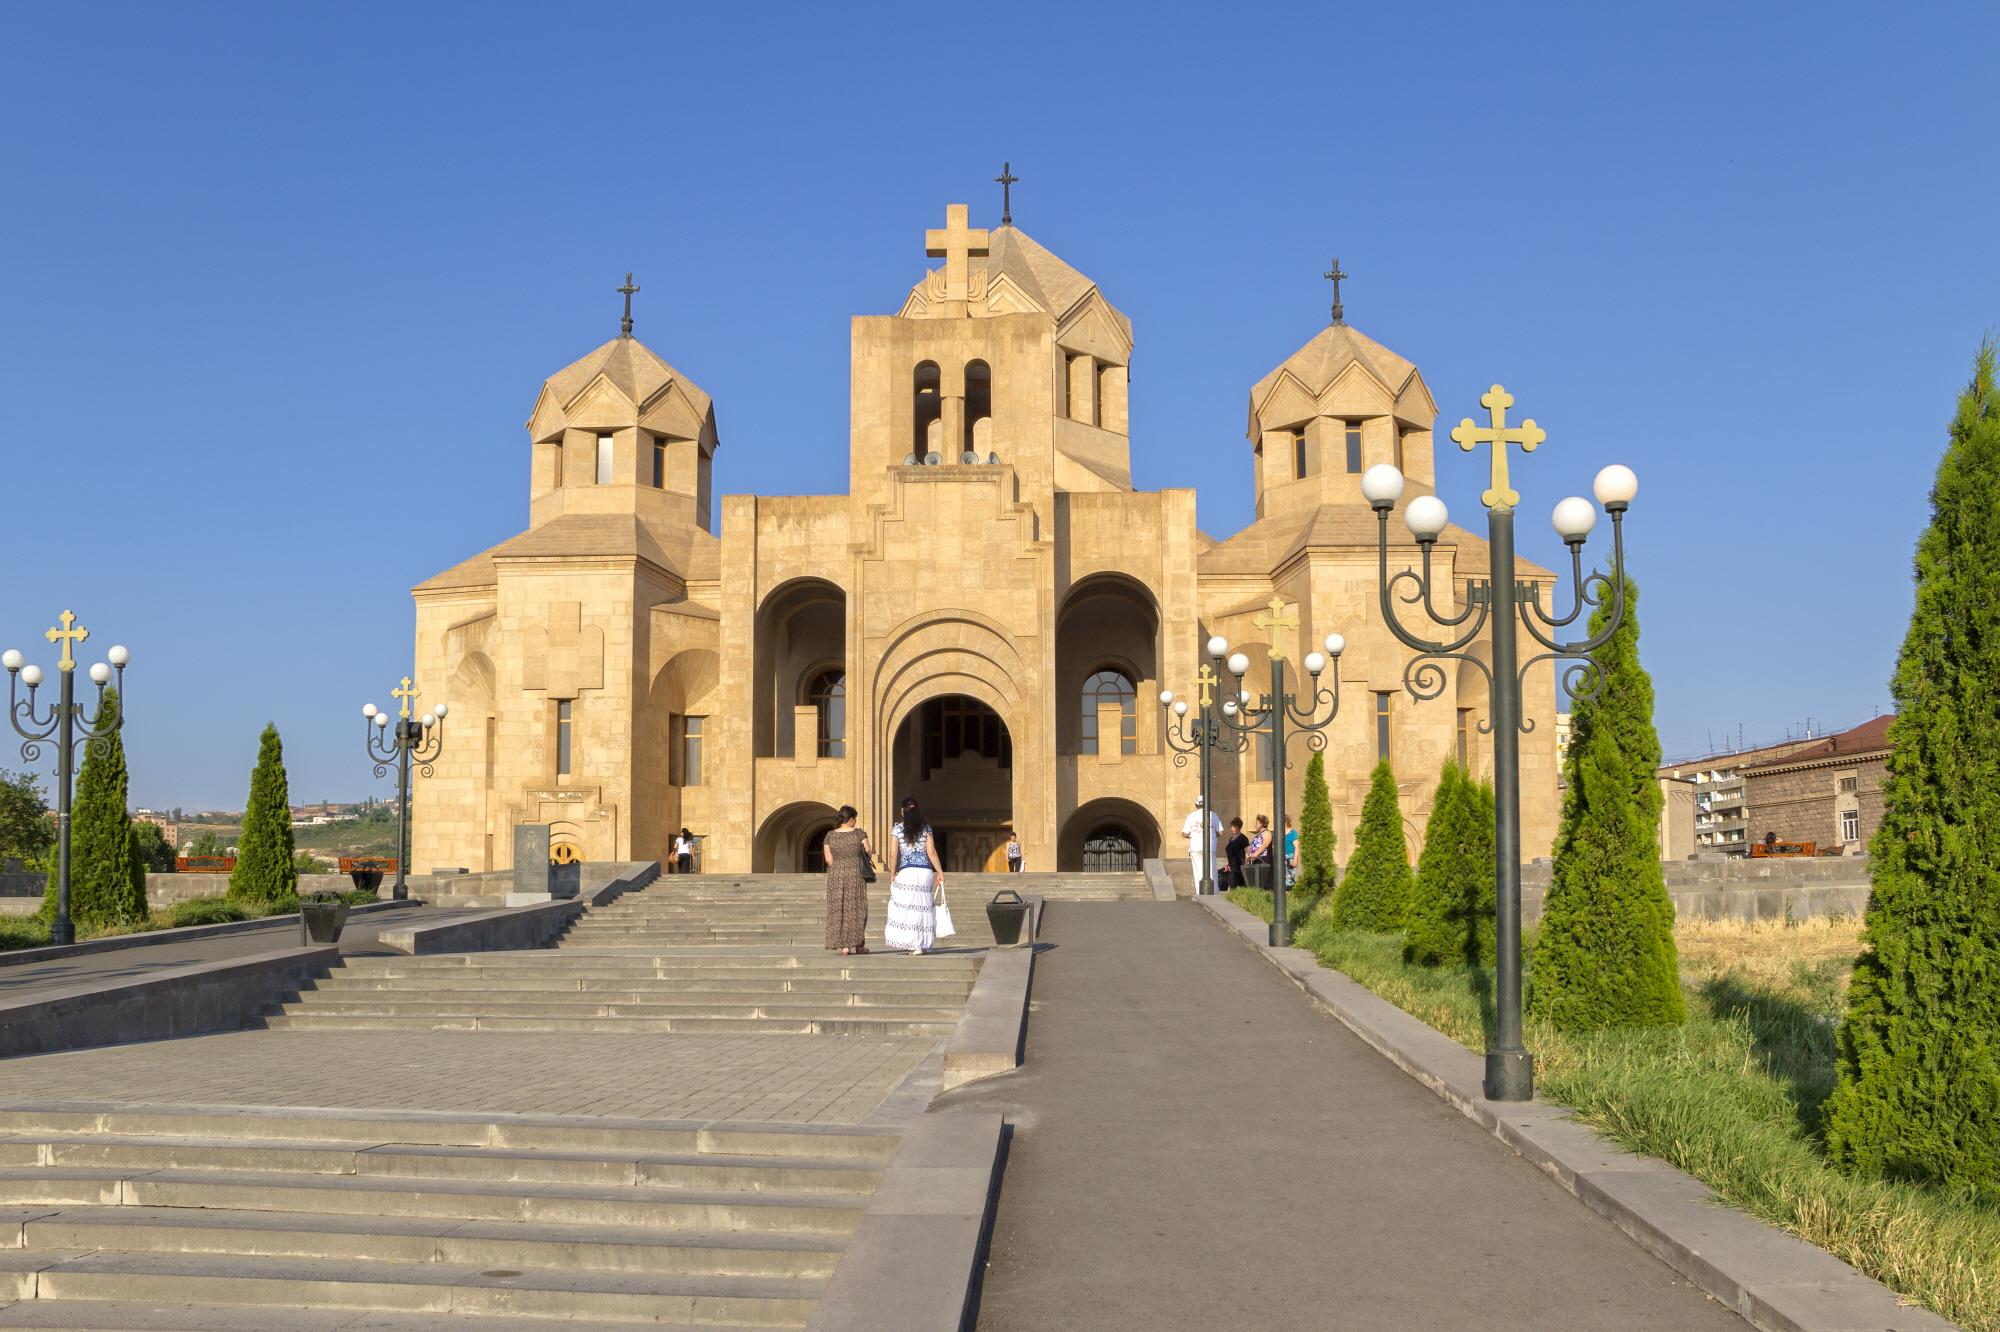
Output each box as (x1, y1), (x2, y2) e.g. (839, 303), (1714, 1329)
(361, 676), (445, 901)
(1209, 600), (1345, 947)
(1361, 382), (1636, 1102)
(3, 611), (130, 947)
(1159, 662), (1226, 894)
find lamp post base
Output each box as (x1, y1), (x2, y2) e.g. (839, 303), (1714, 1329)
(1483, 1047), (1535, 1102)
(1269, 919), (1291, 948)
(48, 920), (73, 948)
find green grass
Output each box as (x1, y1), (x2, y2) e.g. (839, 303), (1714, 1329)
(0, 890), (380, 951)
(1224, 888), (1998, 1330)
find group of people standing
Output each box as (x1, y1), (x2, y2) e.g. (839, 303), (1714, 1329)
(1183, 796), (1294, 893)
(819, 798), (951, 957)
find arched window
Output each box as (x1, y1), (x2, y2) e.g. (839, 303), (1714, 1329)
(965, 359), (992, 458)
(1080, 669), (1136, 756)
(913, 362), (941, 461)
(808, 670), (845, 758)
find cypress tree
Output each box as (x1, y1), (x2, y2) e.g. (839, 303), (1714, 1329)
(1331, 760), (1411, 930)
(1295, 750), (1336, 903)
(1824, 341), (2000, 1190)
(42, 687), (147, 930)
(1405, 762), (1498, 967)
(1528, 576), (1684, 1031)
(229, 723), (298, 904)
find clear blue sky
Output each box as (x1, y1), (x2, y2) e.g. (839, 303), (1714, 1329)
(2, 2), (1993, 810)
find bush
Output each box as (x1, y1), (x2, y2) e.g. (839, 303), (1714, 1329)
(1329, 760), (1410, 930)
(1528, 576), (1684, 1032)
(42, 688), (147, 931)
(1295, 752), (1336, 906)
(1825, 340), (2000, 1191)
(1405, 762), (1497, 967)
(170, 896), (250, 928)
(229, 724), (298, 905)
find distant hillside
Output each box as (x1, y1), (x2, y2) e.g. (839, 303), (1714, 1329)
(293, 806), (399, 855)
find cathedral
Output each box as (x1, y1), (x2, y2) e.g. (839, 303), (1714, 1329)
(409, 197), (1560, 875)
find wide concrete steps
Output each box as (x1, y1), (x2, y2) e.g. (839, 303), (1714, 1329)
(0, 1299), (788, 1331)
(0, 1107), (897, 1327)
(654, 872), (1147, 901)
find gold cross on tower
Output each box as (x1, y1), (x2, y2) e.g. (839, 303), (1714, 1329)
(924, 204), (989, 304)
(1252, 596), (1299, 663)
(1450, 383), (1546, 511)
(44, 610), (87, 673)
(1193, 662), (1220, 708)
(392, 676), (421, 721)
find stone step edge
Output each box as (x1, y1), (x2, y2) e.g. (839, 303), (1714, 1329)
(1193, 894), (1958, 1332)
(0, 1105), (899, 1157)
(0, 1298), (794, 1331)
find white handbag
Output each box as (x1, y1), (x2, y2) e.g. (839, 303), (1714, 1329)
(933, 887), (957, 940)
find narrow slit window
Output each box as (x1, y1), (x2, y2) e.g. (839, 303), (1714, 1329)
(1374, 691), (1392, 762)
(652, 439), (667, 488)
(555, 700), (573, 776)
(1345, 427), (1364, 474)
(1456, 708), (1470, 767)
(1294, 429), (1308, 480)
(596, 434), (614, 485)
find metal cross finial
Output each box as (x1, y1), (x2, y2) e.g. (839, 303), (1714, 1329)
(44, 611), (87, 674)
(1193, 662), (1220, 709)
(1450, 383), (1546, 511)
(392, 676), (420, 721)
(617, 273), (639, 337)
(995, 162), (1018, 226)
(1323, 258), (1348, 326)
(1252, 596), (1299, 662)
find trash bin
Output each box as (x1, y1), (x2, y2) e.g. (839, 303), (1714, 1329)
(300, 896), (351, 945)
(985, 889), (1030, 947)
(349, 869), (383, 897)
(1245, 861), (1271, 891)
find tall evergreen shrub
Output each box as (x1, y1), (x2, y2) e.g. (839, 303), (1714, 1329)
(41, 687), (147, 930)
(1824, 341), (2000, 1190)
(1528, 576), (1683, 1031)
(1295, 751), (1336, 903)
(1405, 762), (1497, 967)
(1330, 760), (1411, 930)
(229, 723), (298, 904)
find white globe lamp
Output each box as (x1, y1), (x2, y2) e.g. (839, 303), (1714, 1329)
(1360, 464), (1405, 508)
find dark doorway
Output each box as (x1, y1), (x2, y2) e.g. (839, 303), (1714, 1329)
(892, 695), (1013, 872)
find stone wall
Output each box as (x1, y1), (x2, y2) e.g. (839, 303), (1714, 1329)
(1743, 756), (1886, 854)
(1520, 855), (1871, 925)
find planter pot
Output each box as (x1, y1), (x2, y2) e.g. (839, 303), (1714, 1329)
(985, 890), (1030, 948)
(348, 869), (383, 897)
(300, 900), (350, 945)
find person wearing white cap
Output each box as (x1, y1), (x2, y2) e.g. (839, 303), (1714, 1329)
(1181, 794), (1222, 894)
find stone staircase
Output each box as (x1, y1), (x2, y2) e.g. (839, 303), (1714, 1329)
(0, 1103), (894, 1329)
(262, 952), (981, 1037)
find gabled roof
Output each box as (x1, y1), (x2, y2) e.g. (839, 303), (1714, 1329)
(900, 224), (1131, 338)
(414, 514), (719, 593)
(1247, 322), (1433, 435)
(532, 336), (713, 426)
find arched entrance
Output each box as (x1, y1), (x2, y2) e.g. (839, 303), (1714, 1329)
(754, 801), (842, 873)
(891, 694), (1012, 873)
(1059, 797), (1162, 872)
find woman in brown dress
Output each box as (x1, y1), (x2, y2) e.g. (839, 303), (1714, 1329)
(822, 805), (873, 955)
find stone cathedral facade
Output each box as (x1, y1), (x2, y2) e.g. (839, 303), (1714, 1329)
(409, 202), (1559, 875)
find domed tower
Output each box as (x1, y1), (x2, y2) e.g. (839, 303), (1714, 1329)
(1246, 309), (1437, 522)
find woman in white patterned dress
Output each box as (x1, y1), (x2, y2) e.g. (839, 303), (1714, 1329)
(883, 797), (944, 955)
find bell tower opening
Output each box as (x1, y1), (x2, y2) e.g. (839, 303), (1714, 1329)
(891, 695), (1012, 872)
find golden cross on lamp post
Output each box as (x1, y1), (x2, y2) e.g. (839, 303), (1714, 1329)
(392, 676), (421, 720)
(1451, 383), (1546, 511)
(1251, 596), (1298, 662)
(44, 611), (88, 673)
(1192, 662), (1220, 708)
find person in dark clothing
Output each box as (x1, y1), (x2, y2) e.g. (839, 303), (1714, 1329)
(1223, 818), (1249, 890)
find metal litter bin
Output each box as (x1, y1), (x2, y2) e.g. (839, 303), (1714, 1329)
(985, 889), (1030, 947)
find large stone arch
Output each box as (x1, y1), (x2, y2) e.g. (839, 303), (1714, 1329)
(755, 578), (846, 759)
(1058, 796), (1162, 871)
(1056, 573), (1159, 756)
(866, 610), (1029, 836)
(754, 800), (842, 873)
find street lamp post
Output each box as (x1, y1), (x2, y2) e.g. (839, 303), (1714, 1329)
(3, 611), (130, 948)
(1210, 605), (1345, 947)
(361, 676), (446, 901)
(1159, 662), (1226, 894)
(1361, 382), (1636, 1102)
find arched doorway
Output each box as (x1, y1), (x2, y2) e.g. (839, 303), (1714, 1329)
(891, 694), (1012, 873)
(1059, 797), (1162, 872)
(754, 801), (842, 873)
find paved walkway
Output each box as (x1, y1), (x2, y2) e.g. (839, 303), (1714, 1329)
(944, 902), (1746, 1332)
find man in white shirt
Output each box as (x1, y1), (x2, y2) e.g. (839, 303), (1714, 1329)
(1181, 795), (1222, 894)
